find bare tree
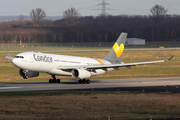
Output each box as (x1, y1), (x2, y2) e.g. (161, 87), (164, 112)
(63, 7), (80, 25)
(63, 7), (80, 19)
(14, 35), (17, 43)
(27, 35), (31, 43)
(30, 8), (46, 25)
(150, 4), (167, 24)
(52, 34), (57, 42)
(19, 14), (24, 21)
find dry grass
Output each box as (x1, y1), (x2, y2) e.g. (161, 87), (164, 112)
(0, 92), (180, 119)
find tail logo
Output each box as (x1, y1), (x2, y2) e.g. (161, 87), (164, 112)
(113, 43), (124, 58)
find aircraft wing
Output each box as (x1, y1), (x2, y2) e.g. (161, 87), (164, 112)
(59, 55), (174, 70)
(5, 52), (14, 60)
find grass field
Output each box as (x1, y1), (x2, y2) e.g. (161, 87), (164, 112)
(0, 46), (110, 51)
(0, 48), (179, 82)
(0, 91), (180, 120)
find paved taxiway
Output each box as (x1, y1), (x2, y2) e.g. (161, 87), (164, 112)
(0, 77), (180, 92)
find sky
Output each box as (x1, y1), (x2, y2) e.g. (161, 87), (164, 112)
(0, 0), (179, 16)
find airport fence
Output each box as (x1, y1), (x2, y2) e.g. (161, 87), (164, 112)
(0, 41), (180, 48)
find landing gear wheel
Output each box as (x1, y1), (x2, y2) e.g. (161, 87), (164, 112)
(53, 79), (57, 83)
(57, 79), (60, 83)
(49, 79), (53, 83)
(23, 75), (28, 79)
(83, 79), (86, 84)
(49, 75), (61, 84)
(79, 80), (83, 84)
(86, 79), (90, 84)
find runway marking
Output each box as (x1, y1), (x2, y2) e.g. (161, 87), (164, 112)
(171, 83), (180, 85)
(0, 87), (21, 89)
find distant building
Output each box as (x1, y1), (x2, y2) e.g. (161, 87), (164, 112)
(126, 38), (145, 45)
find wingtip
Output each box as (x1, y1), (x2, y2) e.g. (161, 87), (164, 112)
(6, 51), (9, 55)
(5, 51), (14, 60)
(165, 55), (174, 62)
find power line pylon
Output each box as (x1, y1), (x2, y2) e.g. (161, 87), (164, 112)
(93, 0), (111, 16)
(98, 0), (110, 16)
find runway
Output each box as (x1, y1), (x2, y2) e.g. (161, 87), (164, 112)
(0, 77), (180, 92)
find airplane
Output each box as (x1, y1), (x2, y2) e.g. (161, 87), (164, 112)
(6, 33), (174, 84)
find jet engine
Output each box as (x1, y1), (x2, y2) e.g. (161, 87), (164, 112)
(19, 69), (39, 79)
(71, 69), (91, 79)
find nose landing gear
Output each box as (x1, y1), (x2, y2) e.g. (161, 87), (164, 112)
(23, 70), (28, 79)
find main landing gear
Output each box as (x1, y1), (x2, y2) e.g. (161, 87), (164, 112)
(48, 76), (90, 84)
(79, 79), (90, 84)
(49, 75), (60, 83)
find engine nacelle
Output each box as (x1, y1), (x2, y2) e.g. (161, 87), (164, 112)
(71, 69), (91, 79)
(19, 69), (39, 79)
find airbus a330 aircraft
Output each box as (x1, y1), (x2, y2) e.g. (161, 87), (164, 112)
(6, 33), (174, 84)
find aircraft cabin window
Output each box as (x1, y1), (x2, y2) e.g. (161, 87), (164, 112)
(14, 56), (24, 59)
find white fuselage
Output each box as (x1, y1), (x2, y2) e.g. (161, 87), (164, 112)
(12, 52), (114, 77)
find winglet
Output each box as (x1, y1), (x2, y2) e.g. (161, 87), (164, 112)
(165, 55), (174, 62)
(7, 51), (9, 56)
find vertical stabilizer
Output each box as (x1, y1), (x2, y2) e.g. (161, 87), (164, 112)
(103, 32), (127, 62)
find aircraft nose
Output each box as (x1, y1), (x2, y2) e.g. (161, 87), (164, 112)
(12, 58), (28, 69)
(12, 58), (18, 66)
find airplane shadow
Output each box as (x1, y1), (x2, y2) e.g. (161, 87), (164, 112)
(61, 80), (100, 84)
(2, 80), (100, 85)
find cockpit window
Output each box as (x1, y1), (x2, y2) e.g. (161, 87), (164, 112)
(14, 56), (24, 59)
